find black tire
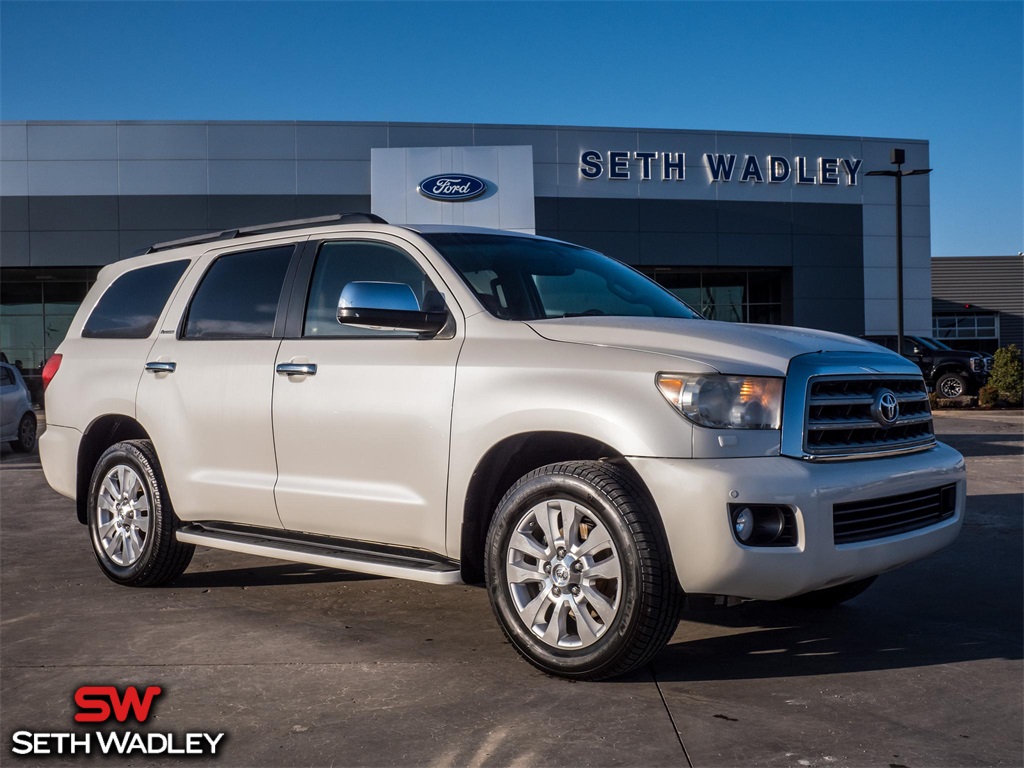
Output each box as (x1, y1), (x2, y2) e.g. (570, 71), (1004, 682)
(781, 576), (877, 609)
(87, 440), (194, 587)
(485, 461), (682, 680)
(935, 372), (967, 399)
(10, 413), (37, 453)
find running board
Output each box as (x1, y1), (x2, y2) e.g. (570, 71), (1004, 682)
(175, 524), (463, 585)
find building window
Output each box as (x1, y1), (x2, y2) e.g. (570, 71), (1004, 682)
(933, 313), (999, 341)
(643, 268), (786, 325)
(0, 268), (97, 404)
(933, 313), (1000, 353)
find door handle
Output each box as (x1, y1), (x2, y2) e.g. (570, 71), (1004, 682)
(276, 363), (317, 376)
(145, 361), (176, 374)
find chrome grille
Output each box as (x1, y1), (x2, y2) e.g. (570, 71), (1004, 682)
(804, 376), (935, 458)
(833, 484), (957, 545)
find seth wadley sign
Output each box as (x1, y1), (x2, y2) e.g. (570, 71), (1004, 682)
(579, 150), (863, 186)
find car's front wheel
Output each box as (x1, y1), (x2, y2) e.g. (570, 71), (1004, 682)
(936, 371), (967, 398)
(485, 461), (681, 680)
(87, 440), (194, 587)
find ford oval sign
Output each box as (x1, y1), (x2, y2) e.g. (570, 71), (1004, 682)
(417, 174), (487, 202)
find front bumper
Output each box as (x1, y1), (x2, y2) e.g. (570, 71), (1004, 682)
(628, 442), (966, 600)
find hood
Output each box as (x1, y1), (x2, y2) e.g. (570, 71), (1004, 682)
(525, 316), (893, 376)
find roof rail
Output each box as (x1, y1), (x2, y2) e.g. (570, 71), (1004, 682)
(139, 212), (389, 255)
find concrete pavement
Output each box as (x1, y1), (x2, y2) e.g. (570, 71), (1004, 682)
(1, 412), (1021, 766)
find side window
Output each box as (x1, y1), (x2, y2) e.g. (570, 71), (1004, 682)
(0, 367), (14, 386)
(82, 260), (189, 339)
(183, 246), (294, 340)
(303, 241), (439, 338)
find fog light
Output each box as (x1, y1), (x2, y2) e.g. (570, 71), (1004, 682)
(729, 504), (796, 547)
(734, 507), (754, 542)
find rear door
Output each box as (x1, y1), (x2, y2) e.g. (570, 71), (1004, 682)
(136, 241), (301, 528)
(271, 234), (464, 554)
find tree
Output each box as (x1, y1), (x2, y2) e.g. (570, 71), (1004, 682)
(988, 344), (1023, 406)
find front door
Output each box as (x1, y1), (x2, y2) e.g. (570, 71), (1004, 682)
(272, 236), (464, 555)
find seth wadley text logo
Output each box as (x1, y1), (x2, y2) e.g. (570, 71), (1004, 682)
(10, 685), (226, 757)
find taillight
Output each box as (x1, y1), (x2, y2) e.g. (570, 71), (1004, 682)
(42, 354), (62, 390)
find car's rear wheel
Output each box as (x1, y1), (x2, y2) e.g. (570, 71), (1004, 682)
(87, 440), (194, 587)
(10, 413), (37, 453)
(485, 461), (681, 680)
(936, 372), (967, 398)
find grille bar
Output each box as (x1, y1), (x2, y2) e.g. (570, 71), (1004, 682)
(809, 412), (934, 431)
(833, 484), (956, 545)
(835, 501), (943, 528)
(804, 375), (935, 458)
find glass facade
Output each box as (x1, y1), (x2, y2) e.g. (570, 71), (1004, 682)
(0, 268), (96, 403)
(643, 268), (788, 325)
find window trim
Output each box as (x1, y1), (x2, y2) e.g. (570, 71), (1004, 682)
(177, 244), (301, 341)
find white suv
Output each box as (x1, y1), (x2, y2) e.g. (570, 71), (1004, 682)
(40, 213), (965, 680)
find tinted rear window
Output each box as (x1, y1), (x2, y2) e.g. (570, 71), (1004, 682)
(183, 246), (294, 340)
(82, 260), (190, 339)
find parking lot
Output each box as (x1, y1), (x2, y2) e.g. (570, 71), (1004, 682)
(1, 411), (1021, 767)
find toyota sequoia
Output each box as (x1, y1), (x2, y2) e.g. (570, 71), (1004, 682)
(40, 213), (966, 680)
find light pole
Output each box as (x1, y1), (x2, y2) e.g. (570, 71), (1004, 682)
(866, 148), (932, 356)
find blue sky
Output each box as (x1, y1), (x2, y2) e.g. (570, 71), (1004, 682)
(1, 1), (1021, 256)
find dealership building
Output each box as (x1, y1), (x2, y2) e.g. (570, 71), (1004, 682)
(1, 120), (936, 386)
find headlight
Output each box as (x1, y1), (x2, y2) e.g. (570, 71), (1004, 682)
(656, 373), (783, 429)
(970, 356), (983, 372)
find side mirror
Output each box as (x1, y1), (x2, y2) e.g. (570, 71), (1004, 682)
(337, 281), (449, 335)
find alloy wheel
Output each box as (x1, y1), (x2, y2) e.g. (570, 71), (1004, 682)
(95, 465), (151, 566)
(505, 498), (622, 649)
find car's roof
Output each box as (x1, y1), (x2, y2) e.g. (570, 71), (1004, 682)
(134, 216), (557, 260)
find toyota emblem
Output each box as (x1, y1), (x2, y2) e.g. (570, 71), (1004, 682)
(871, 389), (900, 427)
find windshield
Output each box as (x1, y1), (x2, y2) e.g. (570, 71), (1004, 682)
(921, 336), (953, 350)
(908, 336), (940, 350)
(422, 233), (699, 321)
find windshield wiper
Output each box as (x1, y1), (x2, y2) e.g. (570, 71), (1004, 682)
(558, 309), (607, 318)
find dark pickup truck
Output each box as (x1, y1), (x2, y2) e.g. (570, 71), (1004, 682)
(862, 335), (988, 398)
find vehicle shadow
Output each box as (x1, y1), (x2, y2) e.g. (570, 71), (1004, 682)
(170, 563), (383, 589)
(644, 518), (1023, 684)
(647, 595), (1023, 683)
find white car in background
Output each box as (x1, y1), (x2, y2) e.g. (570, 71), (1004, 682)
(1, 362), (37, 453)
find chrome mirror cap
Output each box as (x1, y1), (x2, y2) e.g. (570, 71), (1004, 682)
(339, 281), (420, 313)
(337, 281), (449, 335)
